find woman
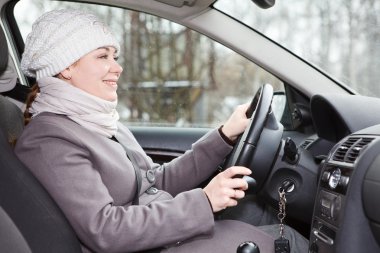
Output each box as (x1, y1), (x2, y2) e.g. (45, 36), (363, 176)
(15, 9), (308, 253)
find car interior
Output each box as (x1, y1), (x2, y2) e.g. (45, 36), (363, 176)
(1, 0), (380, 252)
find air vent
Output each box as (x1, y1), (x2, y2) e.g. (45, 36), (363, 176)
(333, 137), (374, 163)
(300, 139), (313, 149)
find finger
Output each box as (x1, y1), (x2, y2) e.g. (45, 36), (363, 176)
(223, 177), (248, 190)
(224, 166), (251, 178)
(225, 187), (236, 197)
(238, 102), (250, 112)
(234, 189), (245, 199)
(237, 183), (249, 191)
(235, 179), (249, 191)
(224, 188), (246, 200)
(227, 198), (238, 207)
(223, 188), (244, 200)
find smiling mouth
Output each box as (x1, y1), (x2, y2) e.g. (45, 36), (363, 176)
(103, 80), (118, 86)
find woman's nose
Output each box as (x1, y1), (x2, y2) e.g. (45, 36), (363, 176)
(111, 59), (123, 75)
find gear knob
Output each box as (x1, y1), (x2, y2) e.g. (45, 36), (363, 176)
(237, 241), (260, 253)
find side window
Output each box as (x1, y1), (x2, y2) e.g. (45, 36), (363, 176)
(14, 0), (284, 128)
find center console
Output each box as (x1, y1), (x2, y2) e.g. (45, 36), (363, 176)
(309, 164), (351, 252)
(309, 136), (374, 252)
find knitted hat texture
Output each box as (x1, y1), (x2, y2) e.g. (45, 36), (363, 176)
(21, 9), (120, 80)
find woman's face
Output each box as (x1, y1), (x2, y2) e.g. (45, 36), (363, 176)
(62, 46), (123, 102)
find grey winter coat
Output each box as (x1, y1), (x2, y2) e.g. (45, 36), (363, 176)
(15, 112), (274, 253)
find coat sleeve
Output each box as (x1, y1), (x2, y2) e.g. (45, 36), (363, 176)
(116, 122), (234, 196)
(15, 120), (215, 253)
(154, 129), (234, 196)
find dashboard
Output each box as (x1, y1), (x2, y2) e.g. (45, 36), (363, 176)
(284, 93), (380, 252)
(132, 91), (380, 253)
(309, 129), (380, 253)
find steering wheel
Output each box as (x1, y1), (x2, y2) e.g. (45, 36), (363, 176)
(223, 84), (283, 193)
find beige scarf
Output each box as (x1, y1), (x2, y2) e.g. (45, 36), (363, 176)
(30, 77), (119, 137)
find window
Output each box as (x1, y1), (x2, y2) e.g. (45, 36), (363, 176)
(14, 0), (284, 128)
(215, 0), (380, 98)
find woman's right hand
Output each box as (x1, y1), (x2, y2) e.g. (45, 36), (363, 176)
(203, 166), (251, 212)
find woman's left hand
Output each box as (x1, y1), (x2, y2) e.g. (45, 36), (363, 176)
(221, 103), (250, 142)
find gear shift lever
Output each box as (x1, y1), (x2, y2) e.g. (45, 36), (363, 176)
(237, 241), (260, 253)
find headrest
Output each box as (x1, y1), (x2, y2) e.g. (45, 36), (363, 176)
(0, 28), (8, 75)
(0, 56), (17, 93)
(0, 28), (17, 93)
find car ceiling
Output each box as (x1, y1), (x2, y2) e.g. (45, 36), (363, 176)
(76, 0), (215, 19)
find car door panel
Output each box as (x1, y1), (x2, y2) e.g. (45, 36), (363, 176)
(130, 126), (210, 164)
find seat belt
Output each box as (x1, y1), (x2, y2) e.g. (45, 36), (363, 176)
(111, 136), (142, 205)
(111, 136), (164, 252)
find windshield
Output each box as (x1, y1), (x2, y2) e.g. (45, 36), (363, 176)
(214, 0), (380, 98)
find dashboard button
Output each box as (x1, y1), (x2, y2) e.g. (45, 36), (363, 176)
(339, 175), (350, 189)
(328, 169), (341, 189)
(321, 171), (331, 182)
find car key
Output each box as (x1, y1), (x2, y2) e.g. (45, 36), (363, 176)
(274, 188), (290, 253)
(274, 237), (290, 253)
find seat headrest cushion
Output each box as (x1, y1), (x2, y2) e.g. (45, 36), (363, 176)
(0, 56), (17, 93)
(0, 28), (17, 93)
(0, 28), (9, 75)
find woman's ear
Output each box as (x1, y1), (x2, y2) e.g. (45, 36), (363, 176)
(60, 68), (72, 80)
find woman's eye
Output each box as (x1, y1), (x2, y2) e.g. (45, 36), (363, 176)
(99, 55), (108, 59)
(114, 56), (119, 61)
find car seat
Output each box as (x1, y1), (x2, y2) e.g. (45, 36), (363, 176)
(0, 33), (23, 145)
(0, 26), (82, 253)
(0, 206), (32, 253)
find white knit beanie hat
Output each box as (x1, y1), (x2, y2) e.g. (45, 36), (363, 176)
(21, 9), (120, 80)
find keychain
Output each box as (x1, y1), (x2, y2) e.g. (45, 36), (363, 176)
(274, 187), (290, 253)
